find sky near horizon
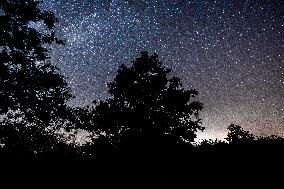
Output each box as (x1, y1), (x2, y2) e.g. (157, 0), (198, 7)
(41, 0), (283, 140)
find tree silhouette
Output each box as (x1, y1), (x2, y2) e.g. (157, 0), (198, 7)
(0, 0), (71, 157)
(225, 124), (255, 144)
(90, 52), (203, 159)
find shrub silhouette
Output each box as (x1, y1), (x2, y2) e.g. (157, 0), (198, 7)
(225, 124), (255, 144)
(195, 124), (284, 161)
(0, 0), (71, 157)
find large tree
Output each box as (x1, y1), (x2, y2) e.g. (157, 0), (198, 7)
(0, 0), (71, 157)
(92, 52), (203, 155)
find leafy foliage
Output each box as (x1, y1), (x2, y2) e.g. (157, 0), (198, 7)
(225, 124), (255, 144)
(88, 51), (204, 157)
(0, 0), (71, 157)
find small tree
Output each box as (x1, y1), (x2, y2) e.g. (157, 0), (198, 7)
(225, 124), (255, 144)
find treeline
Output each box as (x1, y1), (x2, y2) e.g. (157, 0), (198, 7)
(0, 0), (283, 161)
(196, 124), (284, 154)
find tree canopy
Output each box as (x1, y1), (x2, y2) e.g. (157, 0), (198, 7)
(225, 124), (255, 144)
(0, 0), (71, 157)
(88, 52), (204, 157)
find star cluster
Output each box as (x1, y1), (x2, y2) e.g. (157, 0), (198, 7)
(41, 0), (284, 140)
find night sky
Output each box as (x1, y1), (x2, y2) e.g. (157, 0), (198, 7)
(41, 0), (283, 140)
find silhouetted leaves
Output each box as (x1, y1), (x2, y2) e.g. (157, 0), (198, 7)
(0, 0), (71, 157)
(84, 51), (204, 160)
(225, 124), (255, 144)
(197, 124), (284, 157)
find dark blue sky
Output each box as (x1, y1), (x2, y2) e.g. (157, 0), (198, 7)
(41, 0), (283, 140)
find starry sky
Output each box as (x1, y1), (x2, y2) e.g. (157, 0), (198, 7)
(40, 0), (284, 140)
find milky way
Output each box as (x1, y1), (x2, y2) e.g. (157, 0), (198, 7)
(41, 0), (284, 140)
